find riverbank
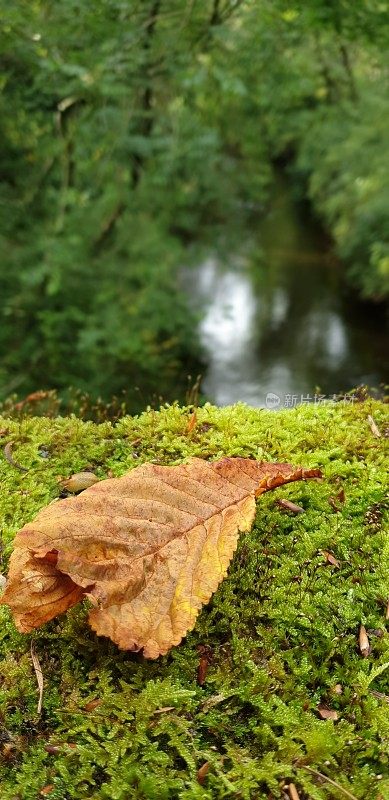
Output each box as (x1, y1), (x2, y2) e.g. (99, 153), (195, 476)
(0, 400), (388, 799)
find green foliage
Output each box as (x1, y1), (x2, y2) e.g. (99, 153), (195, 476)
(0, 0), (388, 404)
(295, 89), (389, 300)
(232, 2), (389, 301)
(0, 400), (388, 798)
(0, 0), (272, 405)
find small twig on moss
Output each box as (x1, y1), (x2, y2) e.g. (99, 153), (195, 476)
(301, 766), (358, 800)
(277, 499), (304, 514)
(30, 642), (44, 715)
(286, 783), (300, 800)
(4, 442), (28, 473)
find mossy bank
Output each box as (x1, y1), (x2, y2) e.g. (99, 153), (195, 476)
(0, 400), (388, 800)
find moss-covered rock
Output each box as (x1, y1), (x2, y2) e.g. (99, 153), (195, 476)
(0, 400), (388, 800)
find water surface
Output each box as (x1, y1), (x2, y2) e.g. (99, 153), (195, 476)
(185, 176), (388, 407)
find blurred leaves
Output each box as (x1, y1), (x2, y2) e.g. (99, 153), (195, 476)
(0, 0), (387, 405)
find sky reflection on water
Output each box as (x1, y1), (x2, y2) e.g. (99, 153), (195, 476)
(184, 178), (388, 408)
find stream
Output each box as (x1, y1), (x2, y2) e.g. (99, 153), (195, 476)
(184, 175), (388, 408)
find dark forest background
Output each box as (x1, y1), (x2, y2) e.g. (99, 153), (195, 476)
(1, 0), (388, 411)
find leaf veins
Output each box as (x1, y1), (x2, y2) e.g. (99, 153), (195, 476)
(1, 457), (320, 657)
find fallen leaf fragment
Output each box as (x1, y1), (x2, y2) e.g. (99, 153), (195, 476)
(335, 488), (345, 504)
(40, 786), (54, 796)
(1, 457), (321, 658)
(359, 625), (371, 657)
(329, 487), (346, 512)
(331, 683), (343, 695)
(197, 761), (210, 785)
(59, 472), (99, 492)
(317, 704), (338, 721)
(84, 699), (101, 712)
(321, 550), (341, 568)
(367, 415), (381, 438)
(277, 499), (304, 514)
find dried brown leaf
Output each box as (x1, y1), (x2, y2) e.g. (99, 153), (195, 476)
(84, 699), (101, 712)
(59, 472), (99, 492)
(197, 761), (210, 785)
(1, 457), (320, 658)
(329, 487), (346, 512)
(331, 683), (343, 695)
(335, 488), (345, 503)
(359, 624), (371, 657)
(321, 550), (341, 568)
(44, 745), (62, 755)
(317, 704), (338, 721)
(40, 785), (54, 796)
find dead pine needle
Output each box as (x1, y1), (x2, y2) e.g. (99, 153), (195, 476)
(30, 642), (44, 715)
(4, 442), (28, 473)
(186, 411), (197, 434)
(367, 415), (381, 438)
(302, 766), (359, 800)
(370, 690), (389, 704)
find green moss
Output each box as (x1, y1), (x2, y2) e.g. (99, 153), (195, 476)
(0, 400), (388, 799)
